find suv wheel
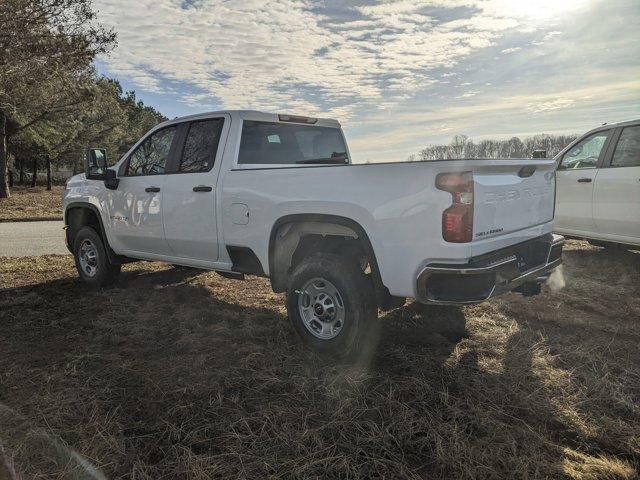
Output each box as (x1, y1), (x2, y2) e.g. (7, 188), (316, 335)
(73, 226), (121, 287)
(286, 252), (376, 356)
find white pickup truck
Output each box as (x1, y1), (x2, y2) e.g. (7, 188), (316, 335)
(63, 110), (563, 354)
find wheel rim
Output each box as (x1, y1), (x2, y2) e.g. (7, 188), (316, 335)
(297, 277), (345, 340)
(78, 239), (98, 277)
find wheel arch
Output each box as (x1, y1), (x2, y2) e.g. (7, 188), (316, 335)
(64, 202), (106, 252)
(64, 202), (131, 264)
(268, 213), (385, 297)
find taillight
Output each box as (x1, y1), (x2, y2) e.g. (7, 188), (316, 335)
(436, 171), (474, 243)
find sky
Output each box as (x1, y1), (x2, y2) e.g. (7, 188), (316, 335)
(94, 0), (640, 163)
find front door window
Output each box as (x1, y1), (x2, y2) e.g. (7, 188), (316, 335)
(560, 132), (609, 170)
(125, 126), (177, 176)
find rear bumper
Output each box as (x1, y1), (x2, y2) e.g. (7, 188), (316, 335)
(416, 233), (564, 305)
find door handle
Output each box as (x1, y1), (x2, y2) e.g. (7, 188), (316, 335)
(193, 185), (213, 192)
(145, 186), (161, 192)
(577, 178), (592, 183)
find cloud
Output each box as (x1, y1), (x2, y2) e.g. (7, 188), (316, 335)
(501, 46), (521, 54)
(356, 0), (479, 16)
(527, 98), (575, 113)
(95, 0), (532, 119)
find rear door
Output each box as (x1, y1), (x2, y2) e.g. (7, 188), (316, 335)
(554, 130), (612, 235)
(161, 115), (229, 261)
(593, 124), (640, 242)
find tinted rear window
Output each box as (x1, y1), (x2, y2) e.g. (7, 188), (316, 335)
(238, 121), (347, 165)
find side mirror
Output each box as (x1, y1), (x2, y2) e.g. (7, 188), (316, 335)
(104, 168), (119, 190)
(85, 148), (107, 180)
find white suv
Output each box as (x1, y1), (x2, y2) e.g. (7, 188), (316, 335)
(555, 120), (640, 249)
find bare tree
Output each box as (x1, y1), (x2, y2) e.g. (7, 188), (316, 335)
(411, 133), (578, 161)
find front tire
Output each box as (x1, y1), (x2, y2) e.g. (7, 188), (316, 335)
(286, 252), (376, 356)
(73, 226), (121, 287)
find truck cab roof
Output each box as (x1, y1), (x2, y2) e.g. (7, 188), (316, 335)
(157, 110), (342, 129)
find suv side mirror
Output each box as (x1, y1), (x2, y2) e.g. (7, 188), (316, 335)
(85, 148), (107, 180)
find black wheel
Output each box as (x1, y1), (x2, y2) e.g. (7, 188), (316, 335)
(73, 226), (121, 287)
(286, 252), (376, 356)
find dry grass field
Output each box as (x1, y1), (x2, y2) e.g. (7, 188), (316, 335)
(0, 186), (64, 221)
(0, 240), (638, 479)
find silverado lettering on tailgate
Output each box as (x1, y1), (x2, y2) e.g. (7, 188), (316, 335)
(484, 185), (551, 205)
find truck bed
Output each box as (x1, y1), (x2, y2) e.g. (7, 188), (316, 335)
(222, 157), (557, 297)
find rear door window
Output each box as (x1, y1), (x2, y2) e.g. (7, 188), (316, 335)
(178, 118), (225, 172)
(238, 121), (347, 165)
(611, 125), (640, 167)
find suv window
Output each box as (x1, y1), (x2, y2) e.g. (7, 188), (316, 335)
(560, 131), (609, 170)
(611, 125), (640, 167)
(126, 126), (177, 176)
(179, 119), (225, 172)
(238, 121), (348, 165)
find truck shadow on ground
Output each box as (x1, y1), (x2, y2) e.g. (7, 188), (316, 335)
(107, 265), (470, 369)
(1, 263), (469, 381)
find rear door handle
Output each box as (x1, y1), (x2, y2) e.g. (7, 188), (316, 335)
(577, 178), (592, 183)
(193, 185), (213, 192)
(145, 186), (161, 192)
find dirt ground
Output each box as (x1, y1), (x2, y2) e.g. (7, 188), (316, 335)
(0, 240), (638, 479)
(0, 186), (64, 221)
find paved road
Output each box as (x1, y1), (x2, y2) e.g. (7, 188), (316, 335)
(0, 221), (68, 257)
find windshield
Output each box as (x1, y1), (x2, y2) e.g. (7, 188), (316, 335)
(238, 120), (348, 165)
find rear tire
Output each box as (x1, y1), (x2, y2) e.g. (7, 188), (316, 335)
(73, 226), (121, 287)
(286, 252), (376, 356)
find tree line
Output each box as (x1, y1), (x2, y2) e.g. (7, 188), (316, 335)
(0, 0), (166, 198)
(408, 134), (578, 161)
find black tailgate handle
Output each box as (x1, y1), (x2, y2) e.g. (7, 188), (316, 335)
(577, 178), (592, 183)
(518, 165), (536, 178)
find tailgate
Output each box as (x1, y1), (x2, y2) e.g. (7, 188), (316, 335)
(472, 160), (556, 241)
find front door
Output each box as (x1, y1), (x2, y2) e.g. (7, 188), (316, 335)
(107, 125), (179, 257)
(555, 130), (611, 235)
(593, 124), (640, 241)
(162, 116), (228, 262)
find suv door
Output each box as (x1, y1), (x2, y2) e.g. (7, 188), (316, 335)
(555, 130), (612, 235)
(107, 125), (179, 256)
(592, 124), (640, 242)
(161, 116), (229, 262)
